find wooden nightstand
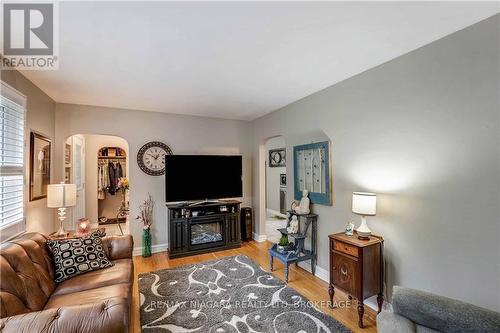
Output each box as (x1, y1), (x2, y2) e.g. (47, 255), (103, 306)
(328, 232), (384, 328)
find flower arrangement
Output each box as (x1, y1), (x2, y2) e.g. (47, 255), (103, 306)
(117, 177), (129, 192)
(117, 177), (130, 211)
(136, 193), (154, 230)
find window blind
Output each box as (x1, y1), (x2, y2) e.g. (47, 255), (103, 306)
(0, 95), (25, 230)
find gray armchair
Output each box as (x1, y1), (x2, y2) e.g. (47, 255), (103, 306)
(377, 286), (500, 333)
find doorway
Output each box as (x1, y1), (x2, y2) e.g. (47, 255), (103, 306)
(265, 136), (287, 243)
(64, 134), (130, 236)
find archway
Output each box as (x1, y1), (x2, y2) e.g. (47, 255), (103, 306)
(256, 134), (287, 242)
(63, 134), (130, 236)
(264, 136), (287, 242)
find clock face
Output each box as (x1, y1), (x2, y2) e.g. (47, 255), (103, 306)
(137, 142), (172, 176)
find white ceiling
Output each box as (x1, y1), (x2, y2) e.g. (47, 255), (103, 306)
(17, 1), (500, 120)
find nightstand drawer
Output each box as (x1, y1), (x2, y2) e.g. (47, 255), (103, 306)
(332, 252), (358, 295)
(333, 240), (358, 257)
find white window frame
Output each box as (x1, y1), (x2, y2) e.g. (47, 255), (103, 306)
(0, 81), (27, 242)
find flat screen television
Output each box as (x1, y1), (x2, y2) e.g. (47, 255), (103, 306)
(165, 155), (242, 202)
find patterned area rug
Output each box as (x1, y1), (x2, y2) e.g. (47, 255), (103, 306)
(138, 255), (351, 332)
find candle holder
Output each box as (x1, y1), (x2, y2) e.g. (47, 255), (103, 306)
(76, 218), (91, 236)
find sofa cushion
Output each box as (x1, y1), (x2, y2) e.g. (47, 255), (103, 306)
(377, 311), (416, 333)
(1, 298), (129, 333)
(102, 235), (134, 260)
(44, 284), (130, 309)
(52, 259), (133, 296)
(416, 325), (441, 333)
(0, 233), (56, 318)
(46, 231), (113, 283)
(392, 286), (500, 333)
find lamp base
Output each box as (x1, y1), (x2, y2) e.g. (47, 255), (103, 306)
(356, 216), (372, 240)
(56, 207), (67, 236)
(357, 234), (371, 240)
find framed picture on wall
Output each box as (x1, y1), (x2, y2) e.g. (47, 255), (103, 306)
(293, 141), (332, 206)
(280, 173), (286, 186)
(269, 148), (286, 167)
(30, 132), (51, 201)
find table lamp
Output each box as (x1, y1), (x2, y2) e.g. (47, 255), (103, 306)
(47, 183), (77, 236)
(352, 192), (376, 240)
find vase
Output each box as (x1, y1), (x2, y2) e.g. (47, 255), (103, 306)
(142, 228), (152, 257)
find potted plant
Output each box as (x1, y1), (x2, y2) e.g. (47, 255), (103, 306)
(136, 194), (154, 257)
(277, 235), (289, 253)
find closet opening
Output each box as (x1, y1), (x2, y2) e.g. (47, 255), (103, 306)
(97, 147), (128, 233)
(264, 135), (287, 243)
(64, 134), (130, 236)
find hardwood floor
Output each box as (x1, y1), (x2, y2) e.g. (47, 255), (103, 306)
(131, 240), (378, 333)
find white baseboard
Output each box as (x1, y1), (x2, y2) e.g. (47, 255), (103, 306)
(253, 233), (267, 242)
(297, 261), (329, 283)
(266, 208), (287, 219)
(133, 243), (168, 256)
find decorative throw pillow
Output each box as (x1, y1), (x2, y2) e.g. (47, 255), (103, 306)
(46, 231), (113, 283)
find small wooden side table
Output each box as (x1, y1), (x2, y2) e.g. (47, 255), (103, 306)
(328, 232), (384, 328)
(269, 211), (317, 283)
(48, 227), (106, 240)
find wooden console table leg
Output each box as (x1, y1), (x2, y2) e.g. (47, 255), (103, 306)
(328, 285), (335, 308)
(269, 256), (273, 272)
(377, 293), (384, 313)
(357, 301), (365, 328)
(284, 263), (289, 283)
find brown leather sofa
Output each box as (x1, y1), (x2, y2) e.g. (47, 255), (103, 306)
(0, 232), (134, 333)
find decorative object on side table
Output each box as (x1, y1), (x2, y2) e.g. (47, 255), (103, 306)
(136, 194), (154, 257)
(75, 218), (91, 236)
(47, 183), (77, 236)
(293, 189), (310, 214)
(328, 232), (384, 328)
(293, 141), (332, 206)
(352, 192), (376, 240)
(277, 235), (290, 253)
(269, 210), (318, 282)
(287, 215), (299, 233)
(345, 221), (354, 236)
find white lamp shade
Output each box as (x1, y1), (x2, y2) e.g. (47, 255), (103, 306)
(352, 192), (376, 216)
(47, 184), (77, 208)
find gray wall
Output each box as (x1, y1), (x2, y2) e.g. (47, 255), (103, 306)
(265, 136), (286, 213)
(252, 15), (500, 311)
(54, 104), (253, 251)
(1, 70), (56, 235)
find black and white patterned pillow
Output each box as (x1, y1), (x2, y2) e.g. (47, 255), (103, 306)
(46, 231), (113, 283)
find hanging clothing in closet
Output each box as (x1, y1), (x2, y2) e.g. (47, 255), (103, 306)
(116, 162), (123, 179)
(98, 160), (124, 196)
(108, 161), (118, 195)
(98, 162), (109, 200)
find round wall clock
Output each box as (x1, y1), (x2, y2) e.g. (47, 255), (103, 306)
(137, 141), (172, 176)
